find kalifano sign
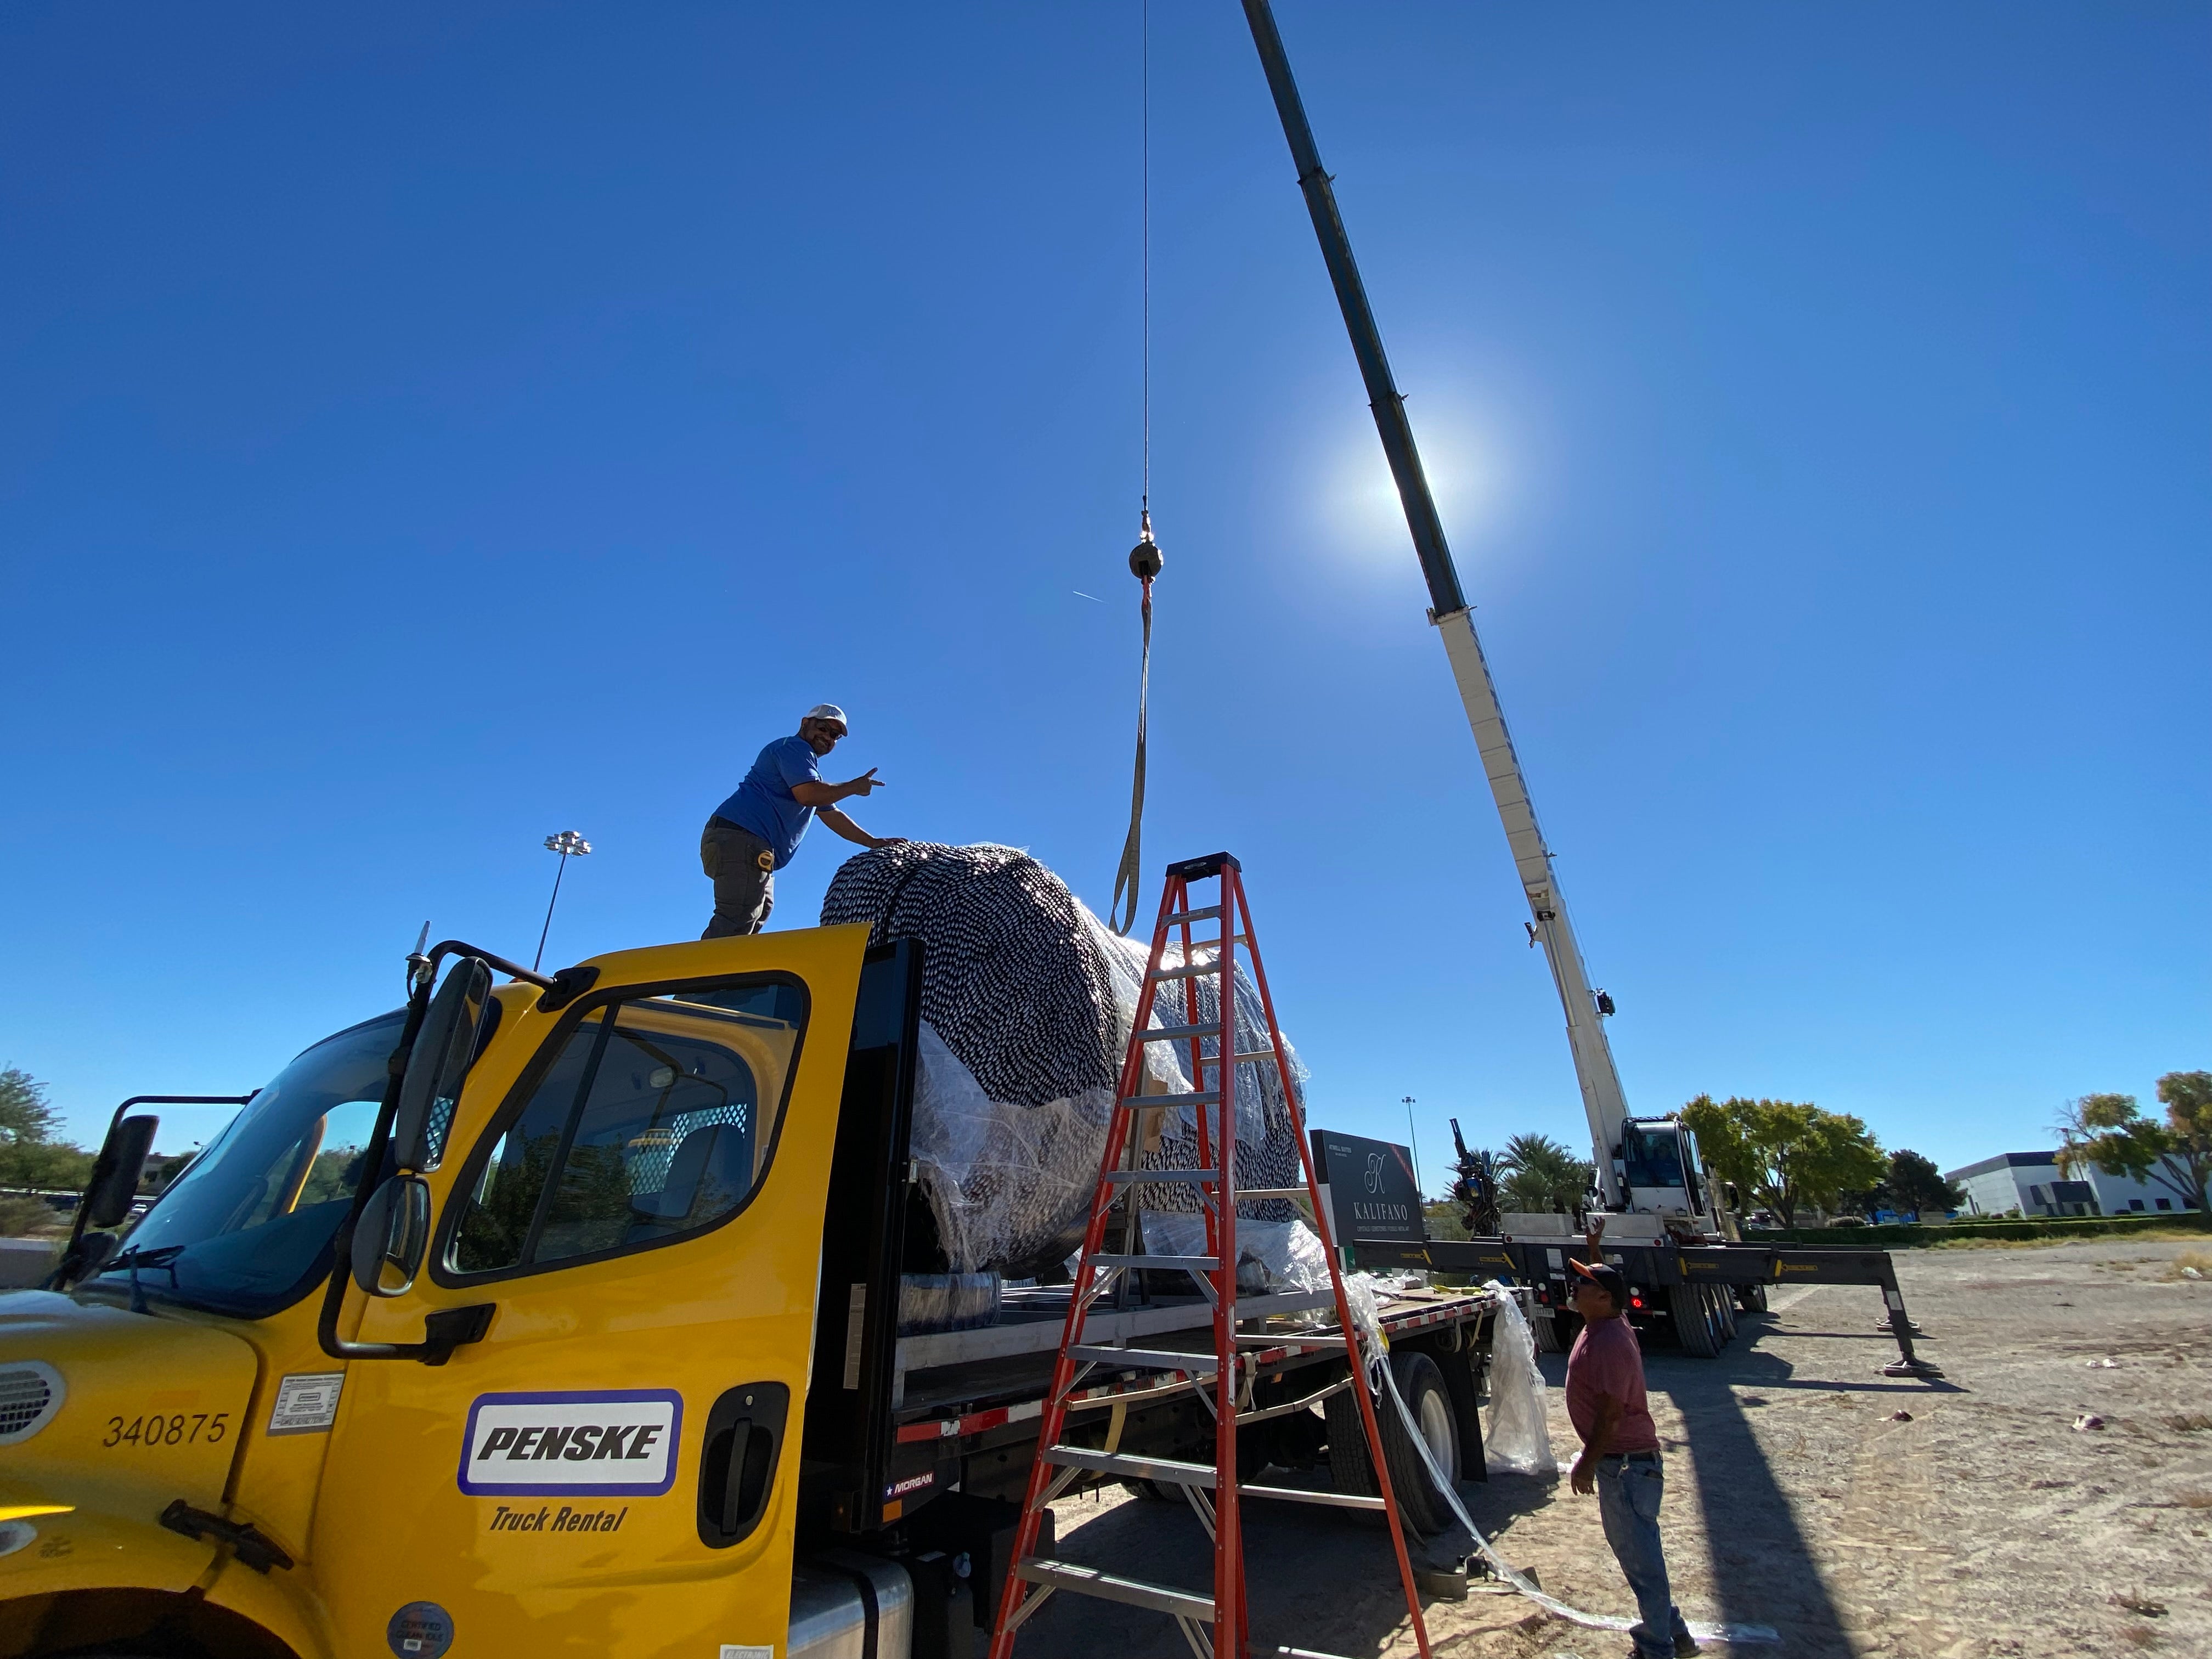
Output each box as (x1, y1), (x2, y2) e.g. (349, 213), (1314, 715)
(1309, 1131), (1425, 1248)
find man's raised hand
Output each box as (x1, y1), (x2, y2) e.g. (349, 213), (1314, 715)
(841, 767), (885, 798)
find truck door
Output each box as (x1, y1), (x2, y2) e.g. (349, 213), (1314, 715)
(312, 928), (873, 1659)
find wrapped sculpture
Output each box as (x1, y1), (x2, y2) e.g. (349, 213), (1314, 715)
(820, 842), (1310, 1284)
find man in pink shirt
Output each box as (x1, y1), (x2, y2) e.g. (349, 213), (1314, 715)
(1566, 1257), (1695, 1658)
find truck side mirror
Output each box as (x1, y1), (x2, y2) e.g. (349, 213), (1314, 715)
(352, 1175), (432, 1297)
(392, 957), (493, 1172)
(86, 1115), (161, 1229)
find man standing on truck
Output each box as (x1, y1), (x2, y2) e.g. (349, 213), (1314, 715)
(701, 704), (898, 938)
(1565, 1257), (1696, 1659)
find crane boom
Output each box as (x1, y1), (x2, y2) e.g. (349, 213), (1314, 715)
(1241, 0), (1634, 1205)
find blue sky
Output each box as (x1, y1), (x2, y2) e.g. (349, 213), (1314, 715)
(4, 3), (2205, 1185)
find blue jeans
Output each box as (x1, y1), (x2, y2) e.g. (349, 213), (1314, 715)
(1597, 1454), (1690, 1658)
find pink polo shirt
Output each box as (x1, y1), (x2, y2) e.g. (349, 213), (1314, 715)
(1565, 1315), (1660, 1454)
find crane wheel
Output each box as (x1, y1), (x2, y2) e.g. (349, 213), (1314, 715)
(1670, 1284), (1720, 1357)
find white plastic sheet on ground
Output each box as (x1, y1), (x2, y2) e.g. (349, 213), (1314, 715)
(1481, 1278), (1558, 1477)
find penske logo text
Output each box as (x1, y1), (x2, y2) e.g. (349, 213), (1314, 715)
(459, 1390), (681, 1498)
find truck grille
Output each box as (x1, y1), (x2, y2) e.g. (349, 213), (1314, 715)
(0, 1363), (61, 1443)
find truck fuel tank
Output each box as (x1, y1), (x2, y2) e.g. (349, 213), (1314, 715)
(791, 1551), (916, 1659)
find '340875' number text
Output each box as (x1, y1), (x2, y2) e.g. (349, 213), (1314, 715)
(103, 1413), (229, 1448)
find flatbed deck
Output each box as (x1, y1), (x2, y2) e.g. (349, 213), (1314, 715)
(889, 1283), (1502, 1440)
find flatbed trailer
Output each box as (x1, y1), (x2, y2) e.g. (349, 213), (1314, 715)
(1352, 1230), (1938, 1376)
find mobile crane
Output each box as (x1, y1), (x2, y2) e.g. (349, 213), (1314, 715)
(1241, 0), (1937, 1373)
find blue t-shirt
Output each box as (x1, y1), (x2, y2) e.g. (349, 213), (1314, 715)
(714, 736), (822, 870)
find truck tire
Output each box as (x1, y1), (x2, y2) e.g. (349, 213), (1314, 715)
(1324, 1351), (1460, 1536)
(1532, 1308), (1566, 1353)
(1736, 1283), (1768, 1314)
(1715, 1285), (1738, 1342)
(1670, 1284), (1719, 1357)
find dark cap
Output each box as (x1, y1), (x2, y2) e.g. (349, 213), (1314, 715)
(1568, 1257), (1628, 1304)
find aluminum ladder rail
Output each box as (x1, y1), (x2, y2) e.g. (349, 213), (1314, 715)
(987, 852), (1433, 1659)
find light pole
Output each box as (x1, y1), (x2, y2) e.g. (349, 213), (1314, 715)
(1403, 1095), (1424, 1199)
(535, 830), (591, 971)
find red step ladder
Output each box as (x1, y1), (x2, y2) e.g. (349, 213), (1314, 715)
(988, 852), (1434, 1659)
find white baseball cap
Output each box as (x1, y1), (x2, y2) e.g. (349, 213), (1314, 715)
(803, 703), (849, 730)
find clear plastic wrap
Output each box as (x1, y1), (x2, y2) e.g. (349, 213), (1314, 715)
(1139, 1210), (1333, 1297)
(896, 1271), (1003, 1336)
(1481, 1279), (1558, 1476)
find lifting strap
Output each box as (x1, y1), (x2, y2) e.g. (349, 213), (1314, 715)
(1109, 522), (1160, 935)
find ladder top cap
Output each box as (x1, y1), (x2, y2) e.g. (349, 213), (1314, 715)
(1165, 851), (1241, 879)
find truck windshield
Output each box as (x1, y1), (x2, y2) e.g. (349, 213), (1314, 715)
(1621, 1122), (1688, 1189)
(85, 1012), (403, 1319)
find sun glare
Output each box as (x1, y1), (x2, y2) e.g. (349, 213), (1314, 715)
(1321, 404), (1505, 571)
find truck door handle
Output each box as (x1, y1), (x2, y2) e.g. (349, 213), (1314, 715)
(698, 1382), (790, 1549)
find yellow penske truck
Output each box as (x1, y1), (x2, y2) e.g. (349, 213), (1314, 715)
(1, 927), (1503, 1659)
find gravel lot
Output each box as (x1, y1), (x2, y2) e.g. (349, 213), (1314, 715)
(1032, 1237), (2212, 1658)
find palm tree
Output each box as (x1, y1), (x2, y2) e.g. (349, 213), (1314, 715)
(1494, 1132), (1595, 1214)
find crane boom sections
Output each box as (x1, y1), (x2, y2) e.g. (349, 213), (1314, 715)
(1241, 0), (1633, 1203)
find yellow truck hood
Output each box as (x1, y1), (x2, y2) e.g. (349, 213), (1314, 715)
(0, 1290), (259, 1533)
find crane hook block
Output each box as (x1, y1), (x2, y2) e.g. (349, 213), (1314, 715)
(1128, 534), (1163, 582)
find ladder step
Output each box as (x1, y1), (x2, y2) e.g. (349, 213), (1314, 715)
(1102, 1167), (1219, 1185)
(1236, 1330), (1347, 1346)
(1066, 1345), (1221, 1373)
(1137, 1023), (1221, 1042)
(1235, 1187), (1312, 1202)
(1041, 1446), (1218, 1487)
(1188, 1051), (1279, 1069)
(1016, 1559), (1215, 1622)
(1118, 1090), (1219, 1110)
(1088, 1254), (1219, 1272)
(1163, 906), (1222, 925)
(1148, 961), (1223, 981)
(1239, 1483), (1386, 1512)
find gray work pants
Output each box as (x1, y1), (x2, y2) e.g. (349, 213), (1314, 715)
(701, 817), (775, 938)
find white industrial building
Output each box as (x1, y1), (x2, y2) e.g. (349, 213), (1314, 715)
(1946, 1150), (2201, 1218)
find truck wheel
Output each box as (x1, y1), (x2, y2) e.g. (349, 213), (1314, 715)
(1325, 1351), (1460, 1535)
(1533, 1307), (1577, 1353)
(1736, 1283), (1768, 1313)
(1671, 1284), (1720, 1357)
(1715, 1285), (1738, 1342)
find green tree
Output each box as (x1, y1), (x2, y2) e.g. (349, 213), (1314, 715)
(1680, 1095), (1886, 1227)
(2057, 1080), (2211, 1212)
(1884, 1149), (1965, 1220)
(1494, 1132), (1594, 1214)
(0, 1068), (62, 1147)
(2154, 1071), (2212, 1211)
(0, 1068), (93, 1191)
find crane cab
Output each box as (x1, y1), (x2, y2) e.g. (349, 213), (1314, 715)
(1611, 1116), (1724, 1234)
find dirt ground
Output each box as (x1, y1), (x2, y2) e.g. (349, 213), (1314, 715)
(1029, 1237), (2212, 1659)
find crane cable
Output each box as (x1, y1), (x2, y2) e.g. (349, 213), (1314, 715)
(1110, 0), (1160, 937)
